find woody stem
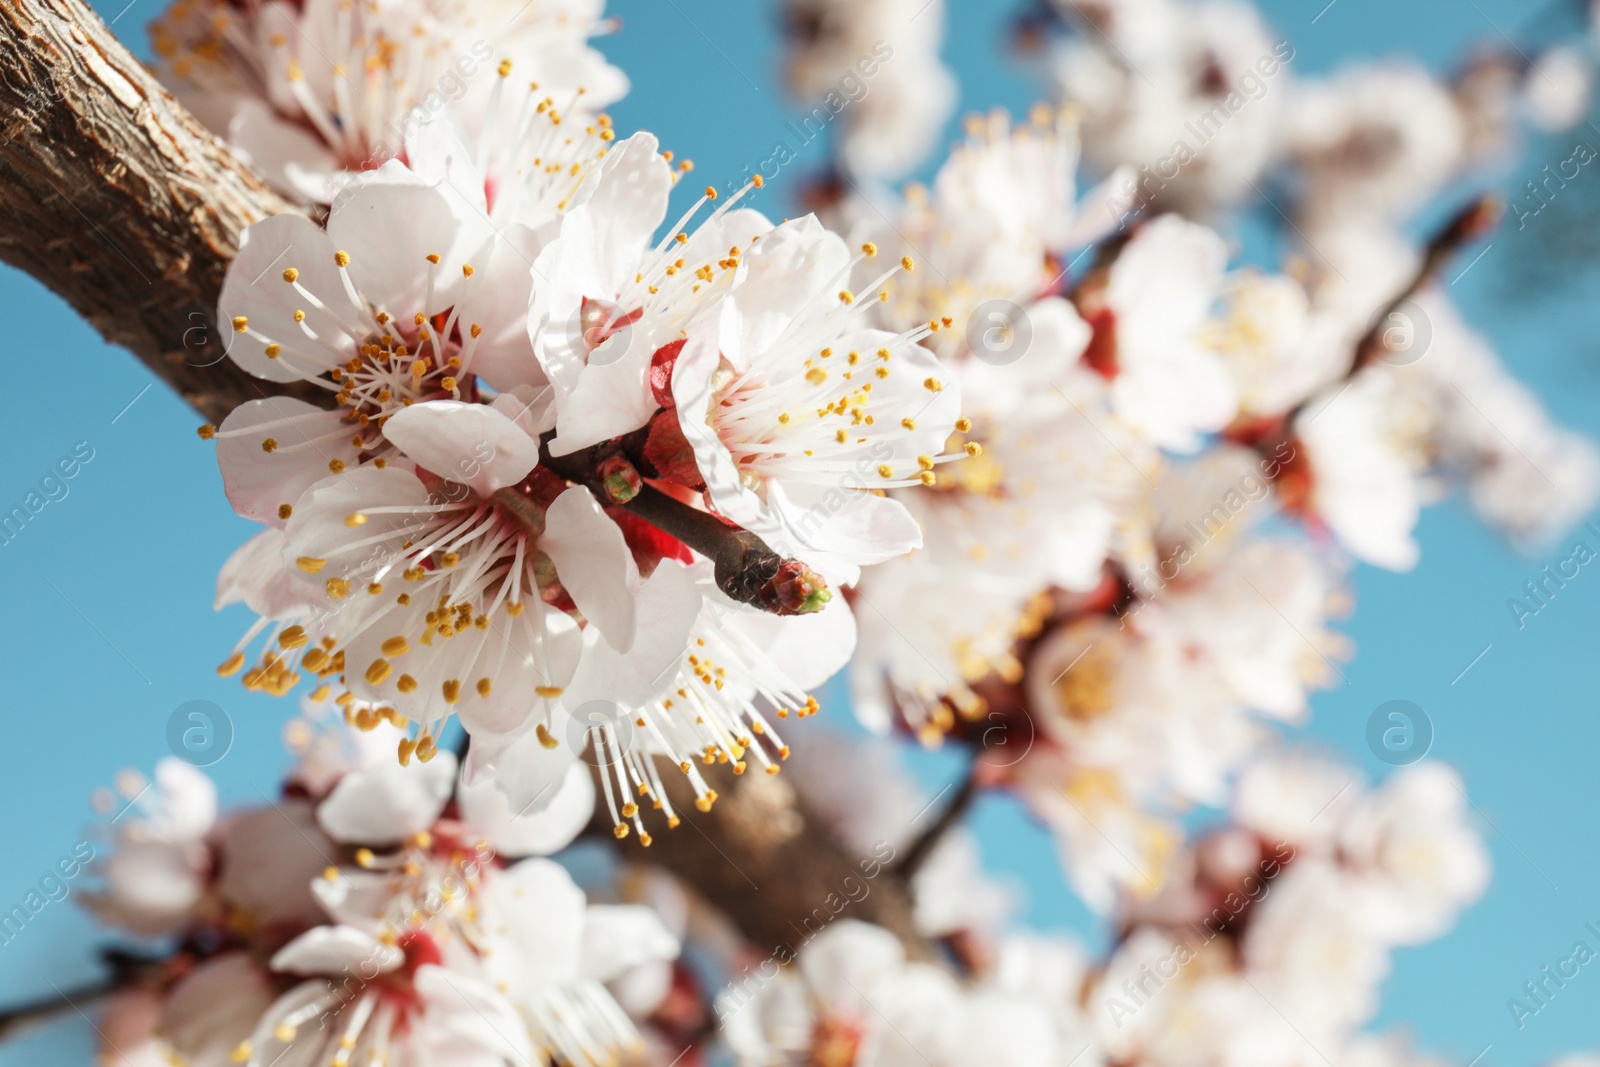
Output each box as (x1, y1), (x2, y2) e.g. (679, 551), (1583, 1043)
(538, 438), (830, 616)
(1348, 195), (1500, 375)
(624, 486), (787, 603)
(0, 980), (111, 1044)
(893, 762), (982, 880)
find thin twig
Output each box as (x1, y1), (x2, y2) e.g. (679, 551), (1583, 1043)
(1348, 195), (1501, 376)
(0, 979), (111, 1043)
(894, 764), (982, 880)
(538, 437), (832, 615)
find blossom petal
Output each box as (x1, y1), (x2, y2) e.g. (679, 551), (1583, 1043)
(315, 752), (457, 846)
(461, 713), (581, 818)
(563, 560), (703, 708)
(580, 905), (680, 982)
(98, 840), (206, 938)
(227, 98), (342, 204)
(567, 132), (673, 298)
(309, 868), (397, 932)
(413, 966), (536, 1065)
(161, 953), (275, 1063)
(220, 213), (349, 382)
(150, 759), (220, 842)
(490, 386), (557, 438)
(381, 400), (540, 495)
(713, 593), (857, 692)
(454, 223), (551, 393)
(281, 466), (431, 587)
(458, 756), (595, 858)
(544, 326), (661, 455)
(402, 110), (485, 215)
(767, 479), (923, 581)
(216, 398), (362, 527)
(270, 925), (401, 976)
(541, 487), (640, 651)
(215, 528), (316, 619)
(720, 216), (850, 368)
(326, 175), (471, 316)
(799, 919), (906, 1003)
(344, 595), (584, 738)
(478, 859), (586, 985)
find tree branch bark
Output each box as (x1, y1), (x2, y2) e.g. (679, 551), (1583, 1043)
(0, 0), (325, 420)
(590, 757), (933, 960)
(0, 0), (932, 961)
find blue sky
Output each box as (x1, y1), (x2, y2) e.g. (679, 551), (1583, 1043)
(2, 0), (1599, 1062)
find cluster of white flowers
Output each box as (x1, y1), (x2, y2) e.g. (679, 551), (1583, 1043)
(715, 744), (1489, 1067)
(201, 94), (976, 839)
(22, 0), (1600, 1064)
(89, 697), (681, 1067)
(786, 53), (1595, 921)
(1088, 757), (1490, 1067)
(1038, 0), (1594, 223)
(713, 742), (1484, 1067)
(150, 0), (628, 203)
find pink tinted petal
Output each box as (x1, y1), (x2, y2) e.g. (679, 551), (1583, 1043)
(161, 953), (275, 1062)
(326, 178), (467, 316)
(215, 528), (316, 619)
(672, 320), (764, 531)
(99, 841), (205, 937)
(217, 399), (361, 527)
(227, 99), (342, 204)
(490, 387), (557, 437)
(219, 213), (350, 382)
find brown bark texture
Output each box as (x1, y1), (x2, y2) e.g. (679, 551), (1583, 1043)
(0, 0), (323, 420)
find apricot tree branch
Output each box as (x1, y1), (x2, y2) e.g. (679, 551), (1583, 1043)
(625, 486), (832, 615)
(0, 981), (106, 1044)
(893, 762), (980, 880)
(0, 0), (322, 421)
(1349, 195), (1501, 375)
(586, 756), (935, 961)
(538, 438), (833, 615)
